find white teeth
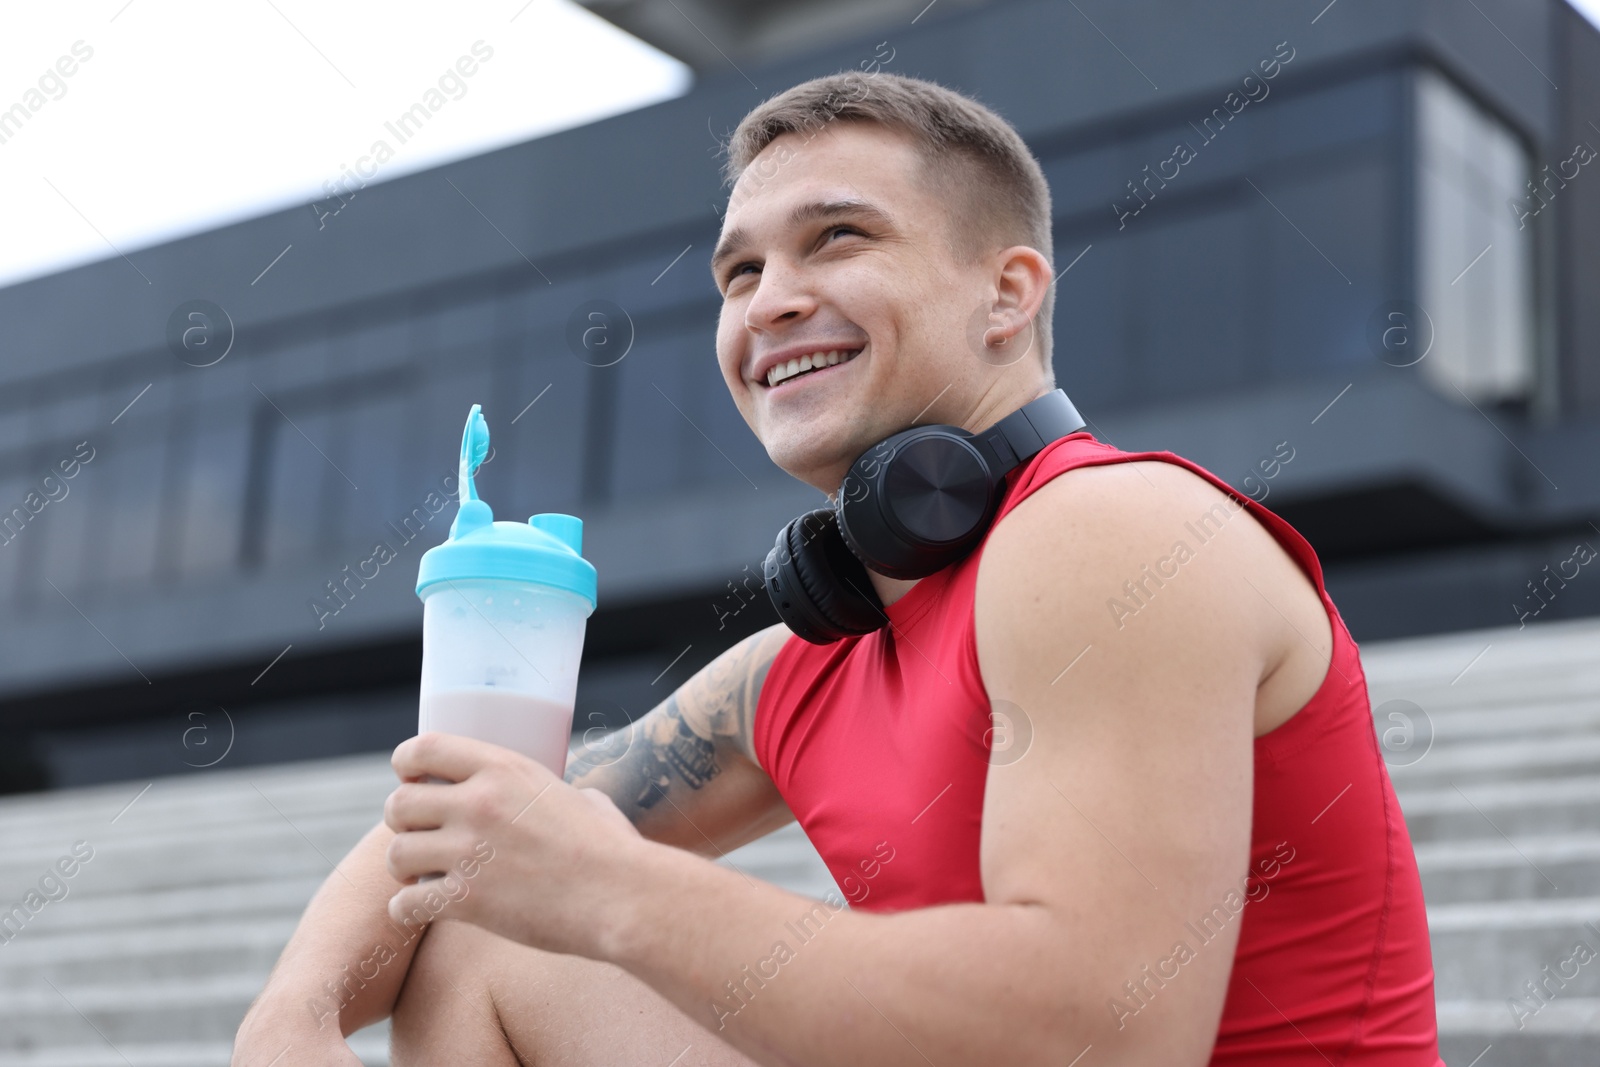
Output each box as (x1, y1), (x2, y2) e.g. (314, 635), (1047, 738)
(766, 348), (859, 387)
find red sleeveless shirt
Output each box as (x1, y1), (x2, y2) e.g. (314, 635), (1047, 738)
(754, 432), (1442, 1064)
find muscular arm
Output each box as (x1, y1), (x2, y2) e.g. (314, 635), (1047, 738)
(566, 621), (794, 855)
(589, 463), (1271, 1066)
(233, 622), (794, 1057)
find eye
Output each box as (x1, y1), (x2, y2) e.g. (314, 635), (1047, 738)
(720, 226), (862, 292)
(723, 262), (760, 290)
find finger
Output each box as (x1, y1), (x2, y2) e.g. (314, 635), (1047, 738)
(385, 826), (463, 884)
(383, 780), (457, 834)
(388, 871), (474, 927)
(578, 787), (639, 836)
(392, 731), (510, 784)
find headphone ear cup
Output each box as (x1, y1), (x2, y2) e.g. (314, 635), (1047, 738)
(838, 430), (999, 580)
(764, 508), (886, 644)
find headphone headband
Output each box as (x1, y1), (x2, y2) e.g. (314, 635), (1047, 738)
(970, 389), (1088, 477)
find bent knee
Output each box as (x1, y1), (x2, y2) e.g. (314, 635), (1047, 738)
(397, 920), (605, 1023)
(392, 921), (530, 1066)
(393, 919), (500, 1026)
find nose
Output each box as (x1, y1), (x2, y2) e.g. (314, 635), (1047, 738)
(743, 260), (816, 334)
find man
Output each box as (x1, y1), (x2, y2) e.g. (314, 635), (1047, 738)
(234, 72), (1441, 1065)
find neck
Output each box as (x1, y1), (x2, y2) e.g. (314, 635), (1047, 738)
(868, 570), (921, 609)
(807, 378), (1056, 499)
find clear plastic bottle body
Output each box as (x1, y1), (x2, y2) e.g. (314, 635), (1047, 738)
(418, 577), (589, 775)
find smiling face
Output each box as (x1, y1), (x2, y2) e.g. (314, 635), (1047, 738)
(712, 120), (1054, 497)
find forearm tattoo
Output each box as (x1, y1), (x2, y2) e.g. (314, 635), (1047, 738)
(635, 700), (720, 809)
(567, 625), (788, 823)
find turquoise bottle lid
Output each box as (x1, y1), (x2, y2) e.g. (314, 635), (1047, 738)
(415, 404), (597, 613)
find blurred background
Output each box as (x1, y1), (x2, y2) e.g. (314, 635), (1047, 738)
(1, 0), (1598, 1063)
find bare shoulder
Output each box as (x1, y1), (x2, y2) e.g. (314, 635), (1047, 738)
(974, 458), (1328, 732)
(973, 460), (1279, 691)
(978, 458), (1255, 582)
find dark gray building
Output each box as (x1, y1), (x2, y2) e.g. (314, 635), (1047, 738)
(2, 0), (1598, 792)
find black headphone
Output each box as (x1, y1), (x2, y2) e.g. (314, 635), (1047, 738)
(763, 389), (1087, 644)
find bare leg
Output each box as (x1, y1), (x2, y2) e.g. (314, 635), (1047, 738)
(391, 919), (760, 1067)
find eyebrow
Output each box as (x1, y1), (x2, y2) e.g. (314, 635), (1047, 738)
(710, 197), (896, 281)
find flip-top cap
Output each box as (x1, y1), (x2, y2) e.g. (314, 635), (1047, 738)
(414, 405), (596, 613)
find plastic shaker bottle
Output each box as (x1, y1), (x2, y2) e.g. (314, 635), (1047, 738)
(414, 404), (597, 776)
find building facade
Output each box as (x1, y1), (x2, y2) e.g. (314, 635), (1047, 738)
(2, 0), (1598, 790)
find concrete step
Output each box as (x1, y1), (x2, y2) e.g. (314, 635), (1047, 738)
(1428, 898), (1600, 1000)
(1416, 833), (1600, 904)
(1436, 998), (1600, 1067)
(1358, 615), (1600, 684)
(0, 916), (300, 986)
(0, 881), (319, 988)
(1392, 774), (1600, 840)
(1385, 733), (1600, 786)
(0, 976), (266, 1049)
(1370, 667), (1600, 709)
(0, 1027), (390, 1067)
(0, 820), (374, 897)
(1375, 699), (1600, 743)
(0, 756), (394, 833)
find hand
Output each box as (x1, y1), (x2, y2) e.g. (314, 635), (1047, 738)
(383, 732), (645, 959)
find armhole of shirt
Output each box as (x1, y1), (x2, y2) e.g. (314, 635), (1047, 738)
(751, 629), (802, 777)
(980, 439), (1350, 763)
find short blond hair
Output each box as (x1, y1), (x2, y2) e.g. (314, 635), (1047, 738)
(723, 71), (1055, 370)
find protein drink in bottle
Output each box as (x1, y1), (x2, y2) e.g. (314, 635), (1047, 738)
(414, 404), (597, 775)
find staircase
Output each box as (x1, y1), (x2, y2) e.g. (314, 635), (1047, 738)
(0, 750), (836, 1065)
(0, 615), (1595, 1065)
(1364, 615), (1600, 1065)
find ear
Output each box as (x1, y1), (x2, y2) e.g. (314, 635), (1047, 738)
(984, 245), (1053, 347)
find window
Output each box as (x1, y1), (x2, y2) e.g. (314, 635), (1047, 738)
(1414, 68), (1535, 402)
